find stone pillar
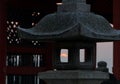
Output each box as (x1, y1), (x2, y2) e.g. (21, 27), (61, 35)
(113, 0), (120, 80)
(68, 48), (79, 66)
(0, 0), (7, 84)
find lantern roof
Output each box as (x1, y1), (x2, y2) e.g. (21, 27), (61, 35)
(18, 0), (120, 42)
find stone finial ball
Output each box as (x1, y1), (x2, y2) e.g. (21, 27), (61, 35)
(98, 61), (107, 67)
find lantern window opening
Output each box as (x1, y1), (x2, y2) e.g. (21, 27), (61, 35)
(79, 49), (85, 63)
(60, 49), (68, 63)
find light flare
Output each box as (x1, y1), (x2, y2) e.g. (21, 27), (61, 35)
(60, 53), (68, 58)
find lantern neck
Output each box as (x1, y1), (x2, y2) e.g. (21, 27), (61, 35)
(62, 0), (86, 3)
(57, 0), (91, 12)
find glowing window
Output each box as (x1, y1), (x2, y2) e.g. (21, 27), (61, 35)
(60, 49), (68, 63)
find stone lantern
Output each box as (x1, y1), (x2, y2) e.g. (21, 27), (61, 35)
(18, 0), (120, 84)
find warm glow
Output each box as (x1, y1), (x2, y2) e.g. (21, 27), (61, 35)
(60, 53), (68, 57)
(56, 3), (63, 5)
(60, 49), (68, 62)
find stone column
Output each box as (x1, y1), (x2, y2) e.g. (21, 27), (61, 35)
(0, 0), (7, 84)
(68, 48), (79, 68)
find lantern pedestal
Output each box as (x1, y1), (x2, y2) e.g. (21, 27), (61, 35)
(38, 70), (109, 84)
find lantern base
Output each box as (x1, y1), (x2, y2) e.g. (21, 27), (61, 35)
(38, 70), (109, 84)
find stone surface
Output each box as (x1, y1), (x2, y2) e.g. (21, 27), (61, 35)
(117, 80), (120, 84)
(53, 42), (96, 70)
(59, 0), (89, 12)
(17, 0), (120, 42)
(38, 70), (109, 84)
(57, 2), (90, 12)
(18, 12), (120, 42)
